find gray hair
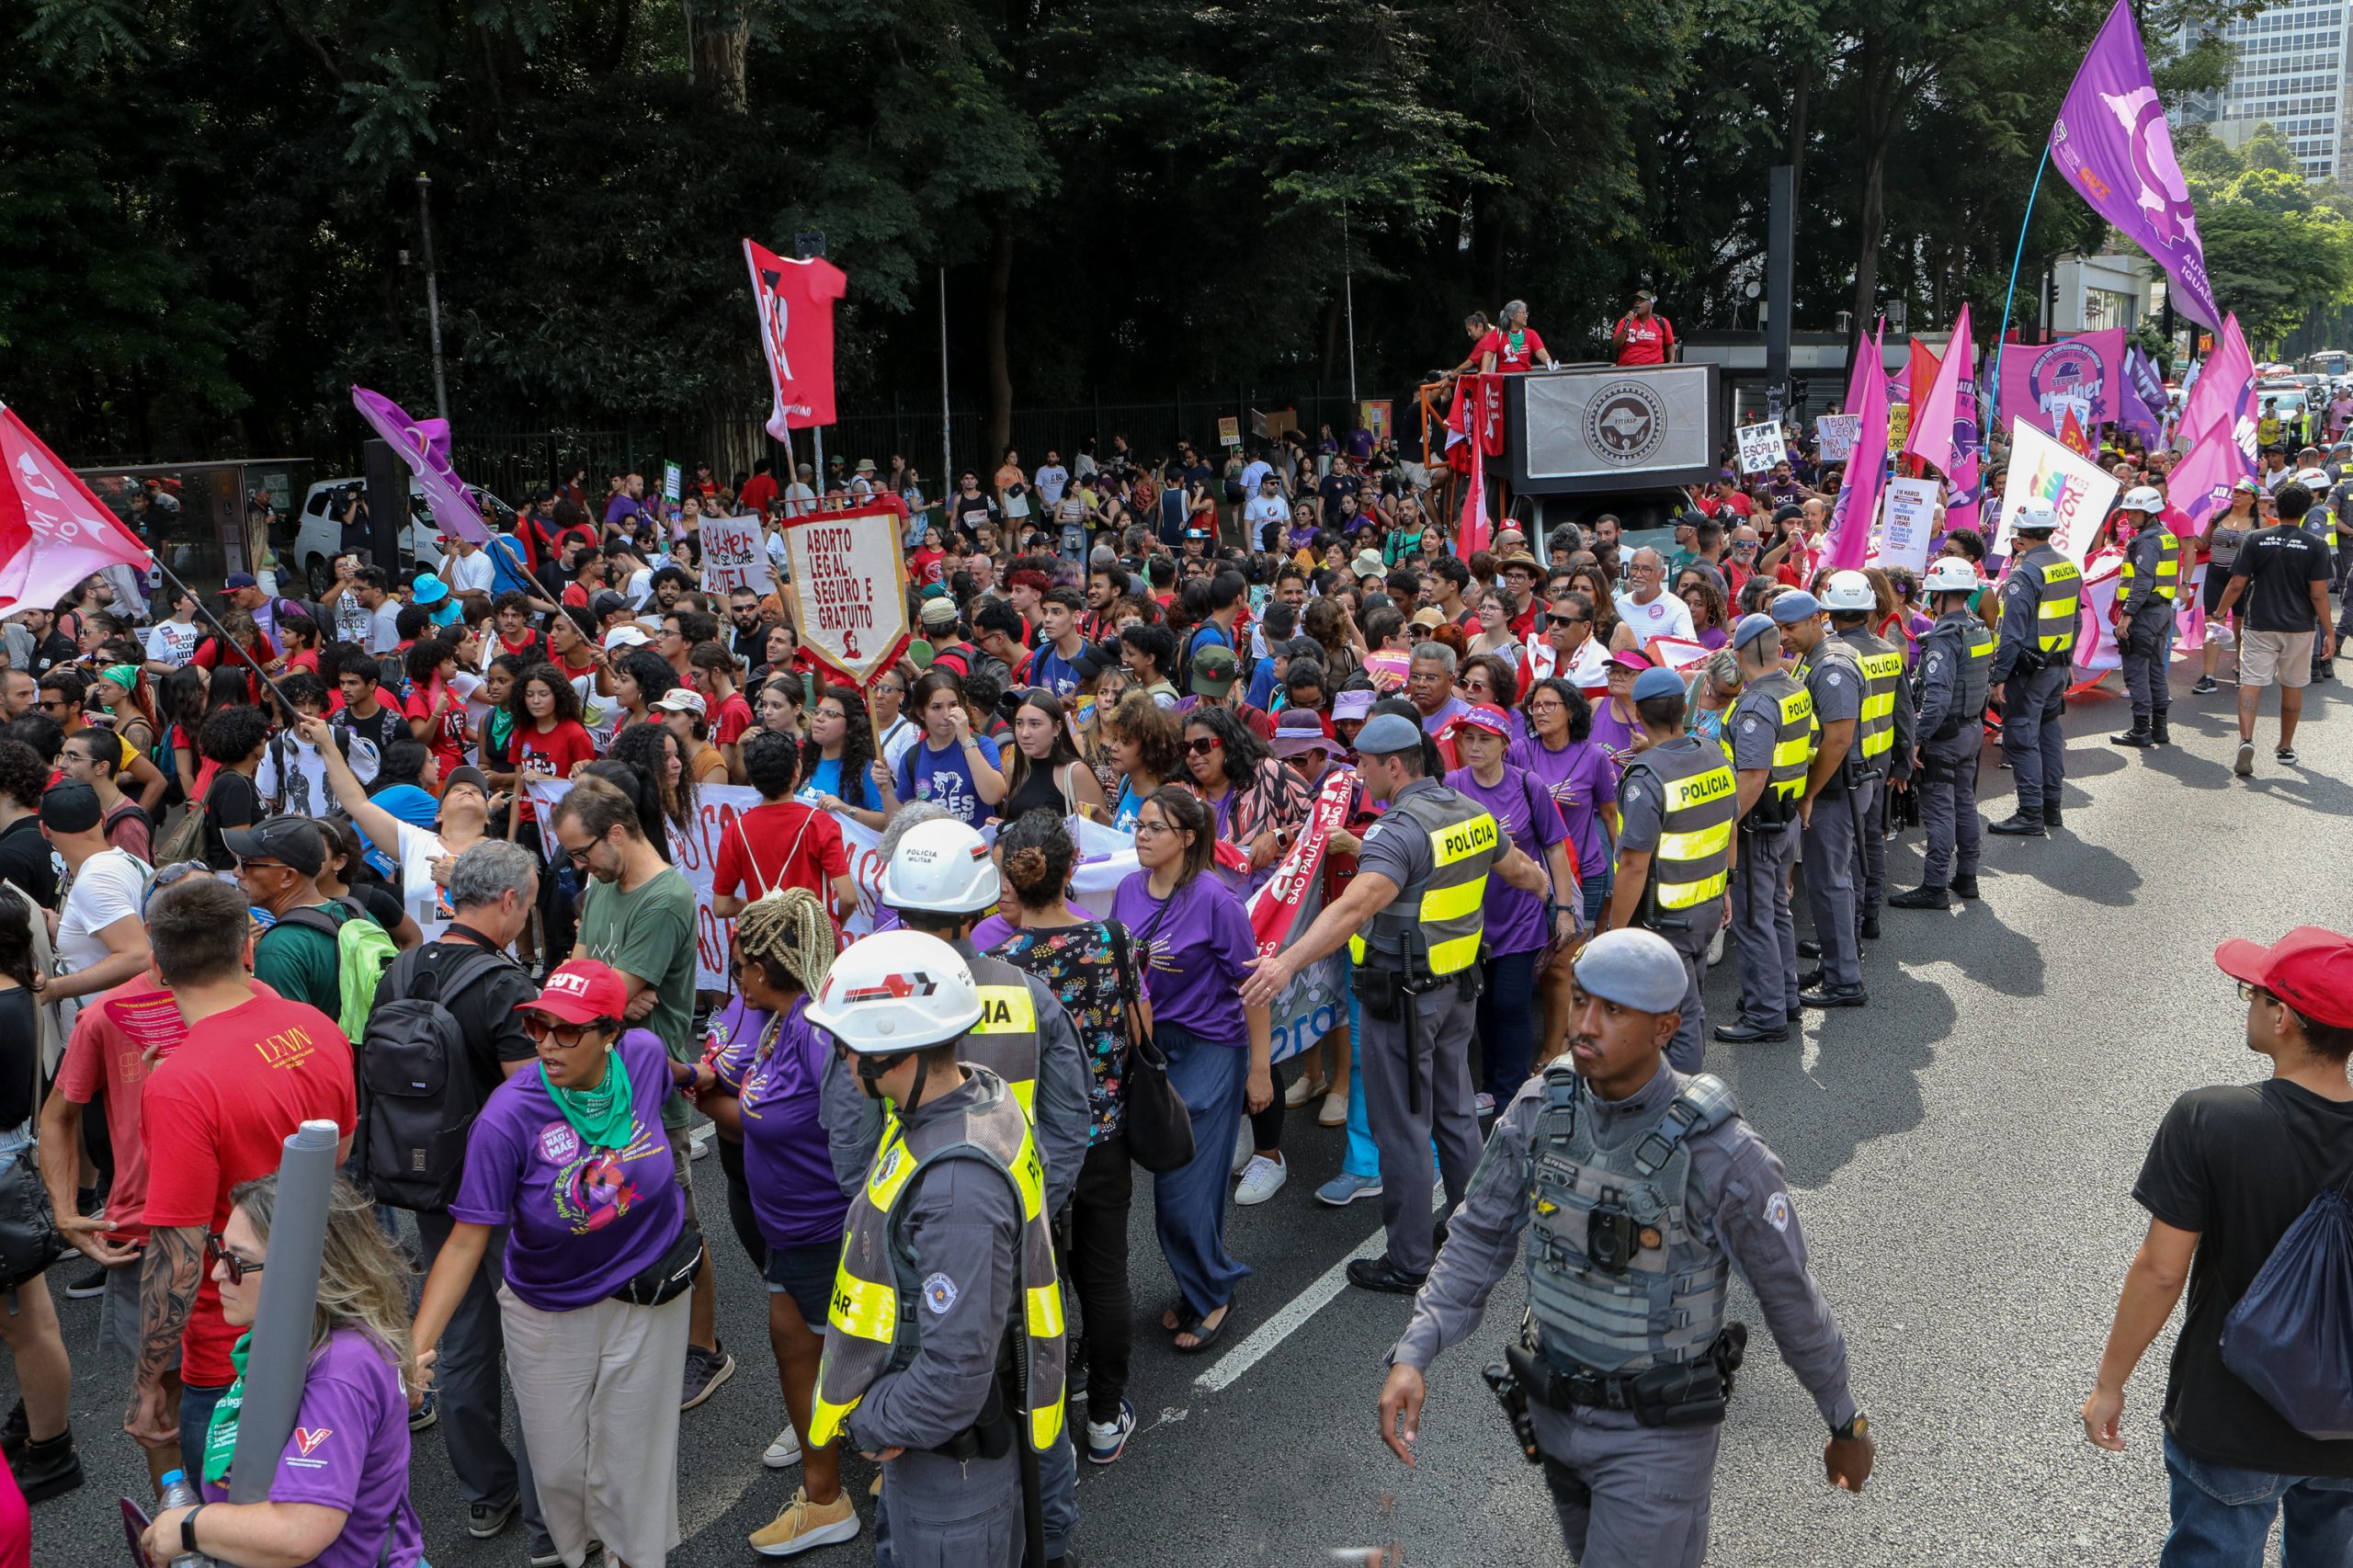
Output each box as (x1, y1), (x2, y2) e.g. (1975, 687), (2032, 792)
(1409, 642), (1458, 674)
(1502, 299), (1529, 323)
(446, 839), (538, 913)
(877, 800), (954, 869)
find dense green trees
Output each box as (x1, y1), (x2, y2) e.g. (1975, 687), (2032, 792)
(0, 0), (2311, 465)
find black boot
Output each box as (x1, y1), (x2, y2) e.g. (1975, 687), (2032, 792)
(1988, 811), (2045, 836)
(1859, 911), (1881, 939)
(2109, 722), (2153, 747)
(2043, 802), (2064, 828)
(0, 1400), (23, 1462)
(1888, 885), (1952, 910)
(2151, 711), (2170, 745)
(1950, 874), (1981, 900)
(1796, 939), (1823, 960)
(14, 1429), (83, 1503)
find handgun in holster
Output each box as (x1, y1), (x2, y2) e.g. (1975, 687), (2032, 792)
(1483, 1361), (1542, 1466)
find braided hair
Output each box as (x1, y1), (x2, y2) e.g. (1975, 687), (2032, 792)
(733, 886), (835, 998)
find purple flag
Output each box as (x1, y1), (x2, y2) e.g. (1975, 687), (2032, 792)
(2178, 312), (2255, 459)
(348, 386), (492, 545)
(1904, 306), (1984, 534)
(2165, 414), (2253, 536)
(2050, 0), (2222, 331)
(1825, 324), (1889, 573)
(2117, 347), (2164, 448)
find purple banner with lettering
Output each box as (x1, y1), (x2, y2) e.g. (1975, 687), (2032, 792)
(1996, 328), (2126, 436)
(348, 386), (492, 545)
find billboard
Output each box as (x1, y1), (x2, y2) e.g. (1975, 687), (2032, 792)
(1506, 364), (1722, 494)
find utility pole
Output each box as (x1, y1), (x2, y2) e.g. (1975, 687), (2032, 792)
(415, 174), (450, 423)
(1342, 199), (1359, 406)
(1766, 165), (1795, 424)
(939, 267), (954, 498)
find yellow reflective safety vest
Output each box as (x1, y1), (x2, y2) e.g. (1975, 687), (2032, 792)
(1620, 735), (1736, 920)
(2307, 506), (2340, 552)
(960, 951), (1042, 1118)
(810, 1067), (1066, 1454)
(1726, 670), (1815, 815)
(1840, 628), (1904, 765)
(1349, 779), (1499, 979)
(2120, 525), (2181, 611)
(2012, 545), (2082, 656)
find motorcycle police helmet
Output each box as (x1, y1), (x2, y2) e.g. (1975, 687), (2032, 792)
(805, 929), (984, 1054)
(2120, 485), (2164, 514)
(878, 818), (1001, 916)
(1921, 557), (1980, 595)
(1819, 571), (1875, 613)
(2013, 499), (2061, 535)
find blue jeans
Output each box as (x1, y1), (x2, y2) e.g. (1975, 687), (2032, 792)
(1474, 948), (1541, 1101)
(178, 1381), (231, 1482)
(2162, 1433), (2353, 1567)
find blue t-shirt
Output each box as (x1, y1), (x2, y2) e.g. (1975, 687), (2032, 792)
(795, 754), (881, 812)
(895, 734), (1003, 826)
(1029, 646), (1085, 699)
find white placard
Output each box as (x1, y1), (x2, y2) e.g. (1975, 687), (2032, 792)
(1815, 415), (1861, 465)
(144, 621), (199, 665)
(778, 504), (914, 687)
(1875, 477), (1941, 574)
(1734, 422), (1785, 476)
(699, 515), (774, 597)
(1993, 418), (2120, 566)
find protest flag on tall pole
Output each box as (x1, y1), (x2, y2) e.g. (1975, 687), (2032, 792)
(348, 386), (493, 545)
(744, 239), (847, 441)
(2178, 312), (2255, 457)
(0, 401), (155, 614)
(1824, 322), (1890, 573)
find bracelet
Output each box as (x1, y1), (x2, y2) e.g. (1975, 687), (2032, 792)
(182, 1505), (206, 1555)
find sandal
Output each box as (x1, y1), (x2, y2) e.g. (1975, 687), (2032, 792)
(1283, 1074), (1331, 1108)
(1172, 1303), (1234, 1356)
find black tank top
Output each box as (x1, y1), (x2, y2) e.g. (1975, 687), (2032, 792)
(1003, 760), (1068, 822)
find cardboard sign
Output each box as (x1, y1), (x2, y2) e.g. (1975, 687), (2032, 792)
(699, 514), (774, 597)
(1252, 406), (1297, 441)
(1815, 415), (1861, 464)
(1218, 415), (1242, 448)
(1734, 421), (1785, 475)
(1993, 417), (2120, 565)
(1360, 401), (1392, 444)
(663, 461), (683, 503)
(1876, 476), (1940, 574)
(776, 502), (913, 687)
(1886, 404), (1912, 448)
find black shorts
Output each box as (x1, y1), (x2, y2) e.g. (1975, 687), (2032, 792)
(2203, 566), (2238, 617)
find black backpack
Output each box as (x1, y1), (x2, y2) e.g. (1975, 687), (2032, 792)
(353, 944), (513, 1211)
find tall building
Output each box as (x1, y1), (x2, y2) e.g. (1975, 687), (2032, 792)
(2184, 0), (2351, 183)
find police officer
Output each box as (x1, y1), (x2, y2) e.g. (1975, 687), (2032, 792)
(1241, 710), (1550, 1293)
(1823, 570), (1912, 938)
(1891, 558), (1993, 910)
(1376, 929), (1875, 1567)
(2107, 485), (2180, 749)
(1606, 665), (1736, 1068)
(1777, 590), (1870, 1009)
(1987, 499), (2080, 837)
(806, 930), (1068, 1568)
(2297, 466), (2344, 681)
(1713, 612), (1814, 1045)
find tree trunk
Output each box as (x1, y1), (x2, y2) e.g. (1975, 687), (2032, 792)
(686, 0), (749, 112)
(1848, 40), (1899, 372)
(985, 224), (1015, 456)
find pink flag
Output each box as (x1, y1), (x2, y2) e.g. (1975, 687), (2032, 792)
(0, 402), (153, 614)
(348, 387), (492, 544)
(1904, 303), (1972, 476)
(2178, 312), (2253, 455)
(1825, 326), (1890, 572)
(2165, 415), (2253, 536)
(1459, 437), (1492, 556)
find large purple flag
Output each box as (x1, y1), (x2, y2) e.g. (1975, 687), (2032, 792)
(1825, 324), (1889, 573)
(348, 386), (492, 545)
(2117, 347), (2165, 448)
(2165, 414), (2254, 535)
(2178, 312), (2254, 460)
(2050, 0), (2223, 331)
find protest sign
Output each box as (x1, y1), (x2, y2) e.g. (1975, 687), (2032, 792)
(1995, 328), (2125, 436)
(1994, 417), (2120, 565)
(1243, 770), (1357, 1064)
(1360, 402), (1392, 444)
(663, 462), (682, 502)
(1647, 636), (1714, 675)
(1815, 415), (1860, 464)
(1876, 476), (1940, 574)
(1218, 416), (1241, 448)
(1734, 422), (1784, 476)
(776, 502), (913, 687)
(699, 514), (774, 597)
(1885, 403), (1912, 449)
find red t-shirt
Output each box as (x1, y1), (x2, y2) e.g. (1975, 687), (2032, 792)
(1473, 327), (1549, 373)
(140, 994), (357, 1386)
(496, 630), (547, 663)
(739, 472), (780, 517)
(713, 800), (849, 903)
(286, 648), (320, 677)
(713, 692), (756, 748)
(511, 719), (597, 781)
(193, 634), (281, 705)
(1614, 313), (1676, 367)
(403, 683), (471, 774)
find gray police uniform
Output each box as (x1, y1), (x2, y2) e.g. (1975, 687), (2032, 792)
(1991, 541), (2080, 822)
(2117, 523), (2180, 725)
(1724, 671), (1813, 1032)
(1613, 736), (1735, 1071)
(1795, 637), (1868, 991)
(1353, 775), (1505, 1276)
(1910, 608), (1991, 891)
(1835, 624), (1912, 923)
(1392, 1064), (1859, 1568)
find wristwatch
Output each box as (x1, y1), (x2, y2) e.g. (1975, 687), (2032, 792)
(1831, 1413), (1869, 1441)
(182, 1505), (207, 1555)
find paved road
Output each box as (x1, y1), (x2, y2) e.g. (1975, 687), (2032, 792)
(20, 665), (2347, 1566)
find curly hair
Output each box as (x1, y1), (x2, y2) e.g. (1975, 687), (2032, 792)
(608, 720), (691, 835)
(801, 685), (875, 808)
(198, 704), (272, 767)
(612, 649), (677, 713)
(1524, 676), (1594, 744)
(1103, 690), (1183, 787)
(507, 663), (583, 731)
(733, 887), (836, 997)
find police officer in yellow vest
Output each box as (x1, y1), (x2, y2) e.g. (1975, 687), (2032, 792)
(804, 929), (1068, 1568)
(1779, 590), (1871, 1009)
(1606, 665), (1737, 1068)
(2295, 465), (2345, 681)
(815, 815), (1089, 1562)
(1822, 570), (1913, 938)
(2108, 485), (2180, 750)
(1987, 499), (2080, 837)
(1240, 710), (1551, 1294)
(1891, 558), (1994, 910)
(1713, 612), (1815, 1045)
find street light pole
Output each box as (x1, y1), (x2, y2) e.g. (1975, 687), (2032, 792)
(415, 174), (451, 423)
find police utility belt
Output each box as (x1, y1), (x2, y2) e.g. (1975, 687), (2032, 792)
(926, 1335), (1022, 1463)
(1503, 1321), (1748, 1432)
(1351, 954), (1480, 1018)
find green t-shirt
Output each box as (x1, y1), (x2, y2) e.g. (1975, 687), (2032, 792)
(576, 865), (700, 1128)
(253, 900), (349, 1019)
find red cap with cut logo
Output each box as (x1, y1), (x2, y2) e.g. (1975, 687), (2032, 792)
(519, 960), (629, 1026)
(2214, 926), (2353, 1030)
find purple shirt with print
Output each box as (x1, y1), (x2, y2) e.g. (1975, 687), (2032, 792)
(204, 1328), (425, 1568)
(451, 1028), (685, 1312)
(1508, 734), (1618, 883)
(1108, 870), (1254, 1047)
(1446, 764), (1567, 955)
(1588, 699), (1643, 771)
(710, 994), (848, 1249)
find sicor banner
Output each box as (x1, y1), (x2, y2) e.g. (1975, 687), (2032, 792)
(1994, 416), (2120, 565)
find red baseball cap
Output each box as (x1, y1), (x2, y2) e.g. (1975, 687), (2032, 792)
(518, 960), (629, 1026)
(2214, 927), (2353, 1030)
(1446, 702), (1514, 739)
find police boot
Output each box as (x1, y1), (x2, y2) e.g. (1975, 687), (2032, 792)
(1888, 885), (1951, 910)
(2042, 801), (2064, 828)
(1987, 810), (2045, 836)
(1950, 874), (1982, 900)
(2109, 721), (2153, 748)
(2150, 711), (2171, 745)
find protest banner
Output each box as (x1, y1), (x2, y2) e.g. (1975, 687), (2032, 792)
(1815, 415), (1860, 464)
(1647, 636), (1714, 675)
(1360, 401), (1392, 444)
(1995, 328), (2125, 436)
(1218, 416), (1242, 448)
(1734, 421), (1784, 476)
(699, 514), (774, 597)
(1243, 769), (1357, 1064)
(663, 461), (682, 503)
(1994, 417), (2120, 566)
(1875, 477), (1940, 574)
(775, 502), (913, 687)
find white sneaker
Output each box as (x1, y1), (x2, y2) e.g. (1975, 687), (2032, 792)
(1706, 926), (1727, 969)
(1234, 1153), (1288, 1206)
(763, 1425), (802, 1469)
(1474, 1092), (1496, 1118)
(1232, 1119), (1254, 1175)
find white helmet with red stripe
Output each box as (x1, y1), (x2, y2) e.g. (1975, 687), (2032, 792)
(1921, 557), (1980, 595)
(804, 930), (983, 1053)
(878, 817), (1001, 915)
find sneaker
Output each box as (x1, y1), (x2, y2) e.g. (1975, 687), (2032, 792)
(468, 1499), (521, 1540)
(62, 1265), (107, 1301)
(1705, 925), (1727, 968)
(1231, 1119), (1254, 1176)
(689, 1124), (715, 1161)
(1086, 1398), (1137, 1466)
(13, 1430), (82, 1504)
(764, 1425), (803, 1469)
(528, 1541), (564, 1568)
(2277, 746), (2300, 766)
(748, 1487), (861, 1557)
(409, 1389), (440, 1432)
(2234, 739), (2256, 778)
(1234, 1153), (1288, 1206)
(1315, 1171), (1384, 1207)
(1474, 1091), (1497, 1118)
(2191, 675), (2220, 695)
(681, 1343), (737, 1410)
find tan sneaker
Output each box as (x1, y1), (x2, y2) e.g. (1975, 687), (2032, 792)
(748, 1488), (861, 1558)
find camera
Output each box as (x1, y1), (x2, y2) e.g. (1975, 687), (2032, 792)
(1586, 1197), (1637, 1274)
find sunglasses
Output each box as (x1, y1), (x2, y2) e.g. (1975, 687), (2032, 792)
(1185, 736), (1222, 755)
(523, 1014), (612, 1047)
(207, 1231), (265, 1286)
(1545, 614), (1588, 628)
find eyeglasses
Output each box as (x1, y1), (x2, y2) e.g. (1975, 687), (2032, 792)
(1545, 614), (1588, 628)
(1132, 819), (1176, 837)
(563, 842), (597, 866)
(206, 1232), (266, 1286)
(1185, 737), (1222, 755)
(522, 1014), (612, 1048)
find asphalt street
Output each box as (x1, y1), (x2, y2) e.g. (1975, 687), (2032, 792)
(19, 661), (2349, 1567)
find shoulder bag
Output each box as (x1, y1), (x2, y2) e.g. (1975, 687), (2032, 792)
(1108, 913), (1193, 1175)
(0, 911), (67, 1290)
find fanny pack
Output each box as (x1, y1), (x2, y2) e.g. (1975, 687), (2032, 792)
(608, 1217), (705, 1308)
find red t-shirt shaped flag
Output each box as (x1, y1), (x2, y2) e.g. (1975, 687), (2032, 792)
(744, 239), (848, 441)
(0, 401), (153, 614)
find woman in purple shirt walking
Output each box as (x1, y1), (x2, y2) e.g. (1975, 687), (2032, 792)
(1108, 788), (1273, 1354)
(1510, 676), (1623, 1065)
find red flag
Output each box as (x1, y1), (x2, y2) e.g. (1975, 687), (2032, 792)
(2059, 406), (2094, 458)
(742, 239), (847, 438)
(1459, 436), (1492, 556)
(0, 403), (152, 614)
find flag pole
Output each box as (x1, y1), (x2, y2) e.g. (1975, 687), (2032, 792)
(1987, 143), (2052, 441)
(150, 557), (302, 717)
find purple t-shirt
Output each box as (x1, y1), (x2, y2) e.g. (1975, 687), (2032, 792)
(1508, 734), (1618, 884)
(1588, 699), (1643, 771)
(205, 1328), (424, 1568)
(1446, 764), (1567, 955)
(451, 1028), (686, 1311)
(968, 914), (1018, 950)
(711, 994), (848, 1249)
(1108, 870), (1254, 1047)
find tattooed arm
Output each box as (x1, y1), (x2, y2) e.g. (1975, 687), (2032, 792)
(126, 1224), (203, 1446)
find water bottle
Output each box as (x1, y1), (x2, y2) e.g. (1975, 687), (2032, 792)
(155, 1470), (214, 1567)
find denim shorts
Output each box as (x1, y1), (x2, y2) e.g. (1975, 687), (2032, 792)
(764, 1242), (835, 1328)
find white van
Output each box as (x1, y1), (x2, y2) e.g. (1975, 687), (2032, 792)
(285, 477), (517, 597)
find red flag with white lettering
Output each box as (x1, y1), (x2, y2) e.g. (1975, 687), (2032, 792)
(743, 239), (848, 439)
(0, 403), (152, 614)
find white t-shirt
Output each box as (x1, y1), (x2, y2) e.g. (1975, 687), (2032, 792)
(58, 847), (151, 976)
(1035, 465), (1069, 506)
(782, 483), (819, 517)
(1244, 496), (1290, 548)
(369, 599), (404, 655)
(257, 731), (380, 818)
(389, 822), (454, 941)
(446, 548), (495, 596)
(1614, 591), (1696, 649)
(1239, 460), (1273, 494)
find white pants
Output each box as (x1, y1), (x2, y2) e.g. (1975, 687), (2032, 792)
(497, 1284), (691, 1568)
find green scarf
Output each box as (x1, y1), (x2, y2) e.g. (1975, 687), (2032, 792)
(201, 1334), (251, 1486)
(1506, 326), (1527, 358)
(541, 1045), (636, 1150)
